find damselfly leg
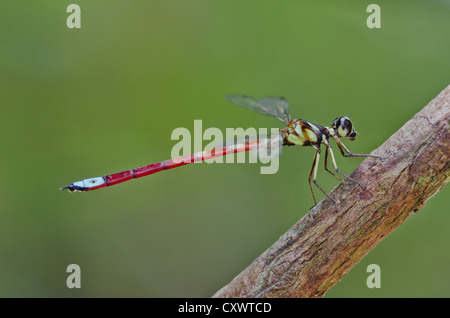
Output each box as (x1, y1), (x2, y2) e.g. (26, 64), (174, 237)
(308, 148), (337, 207)
(324, 146), (342, 182)
(333, 136), (384, 160)
(325, 143), (366, 190)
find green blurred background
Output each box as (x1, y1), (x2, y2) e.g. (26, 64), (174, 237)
(0, 0), (449, 297)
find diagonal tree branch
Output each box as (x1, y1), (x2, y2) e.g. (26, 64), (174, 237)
(213, 85), (450, 298)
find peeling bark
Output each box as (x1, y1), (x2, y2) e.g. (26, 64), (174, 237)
(213, 85), (450, 298)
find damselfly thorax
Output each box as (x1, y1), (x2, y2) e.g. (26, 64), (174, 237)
(60, 95), (383, 208)
(282, 119), (326, 148)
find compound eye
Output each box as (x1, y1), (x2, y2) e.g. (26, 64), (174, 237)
(341, 117), (358, 140)
(334, 117), (348, 137)
(341, 117), (357, 137)
(341, 117), (353, 133)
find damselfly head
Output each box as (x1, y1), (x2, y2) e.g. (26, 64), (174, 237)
(332, 117), (357, 141)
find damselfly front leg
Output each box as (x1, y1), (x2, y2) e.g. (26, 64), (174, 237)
(324, 142), (366, 190)
(333, 135), (384, 160)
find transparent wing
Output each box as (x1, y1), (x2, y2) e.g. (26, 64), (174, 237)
(225, 95), (271, 117)
(225, 95), (291, 123)
(258, 97), (291, 124)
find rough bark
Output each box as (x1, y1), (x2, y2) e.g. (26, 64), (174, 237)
(213, 85), (450, 298)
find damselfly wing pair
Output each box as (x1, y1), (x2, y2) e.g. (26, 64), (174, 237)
(60, 95), (383, 206)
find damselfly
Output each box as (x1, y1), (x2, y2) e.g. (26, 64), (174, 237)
(60, 95), (382, 206)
